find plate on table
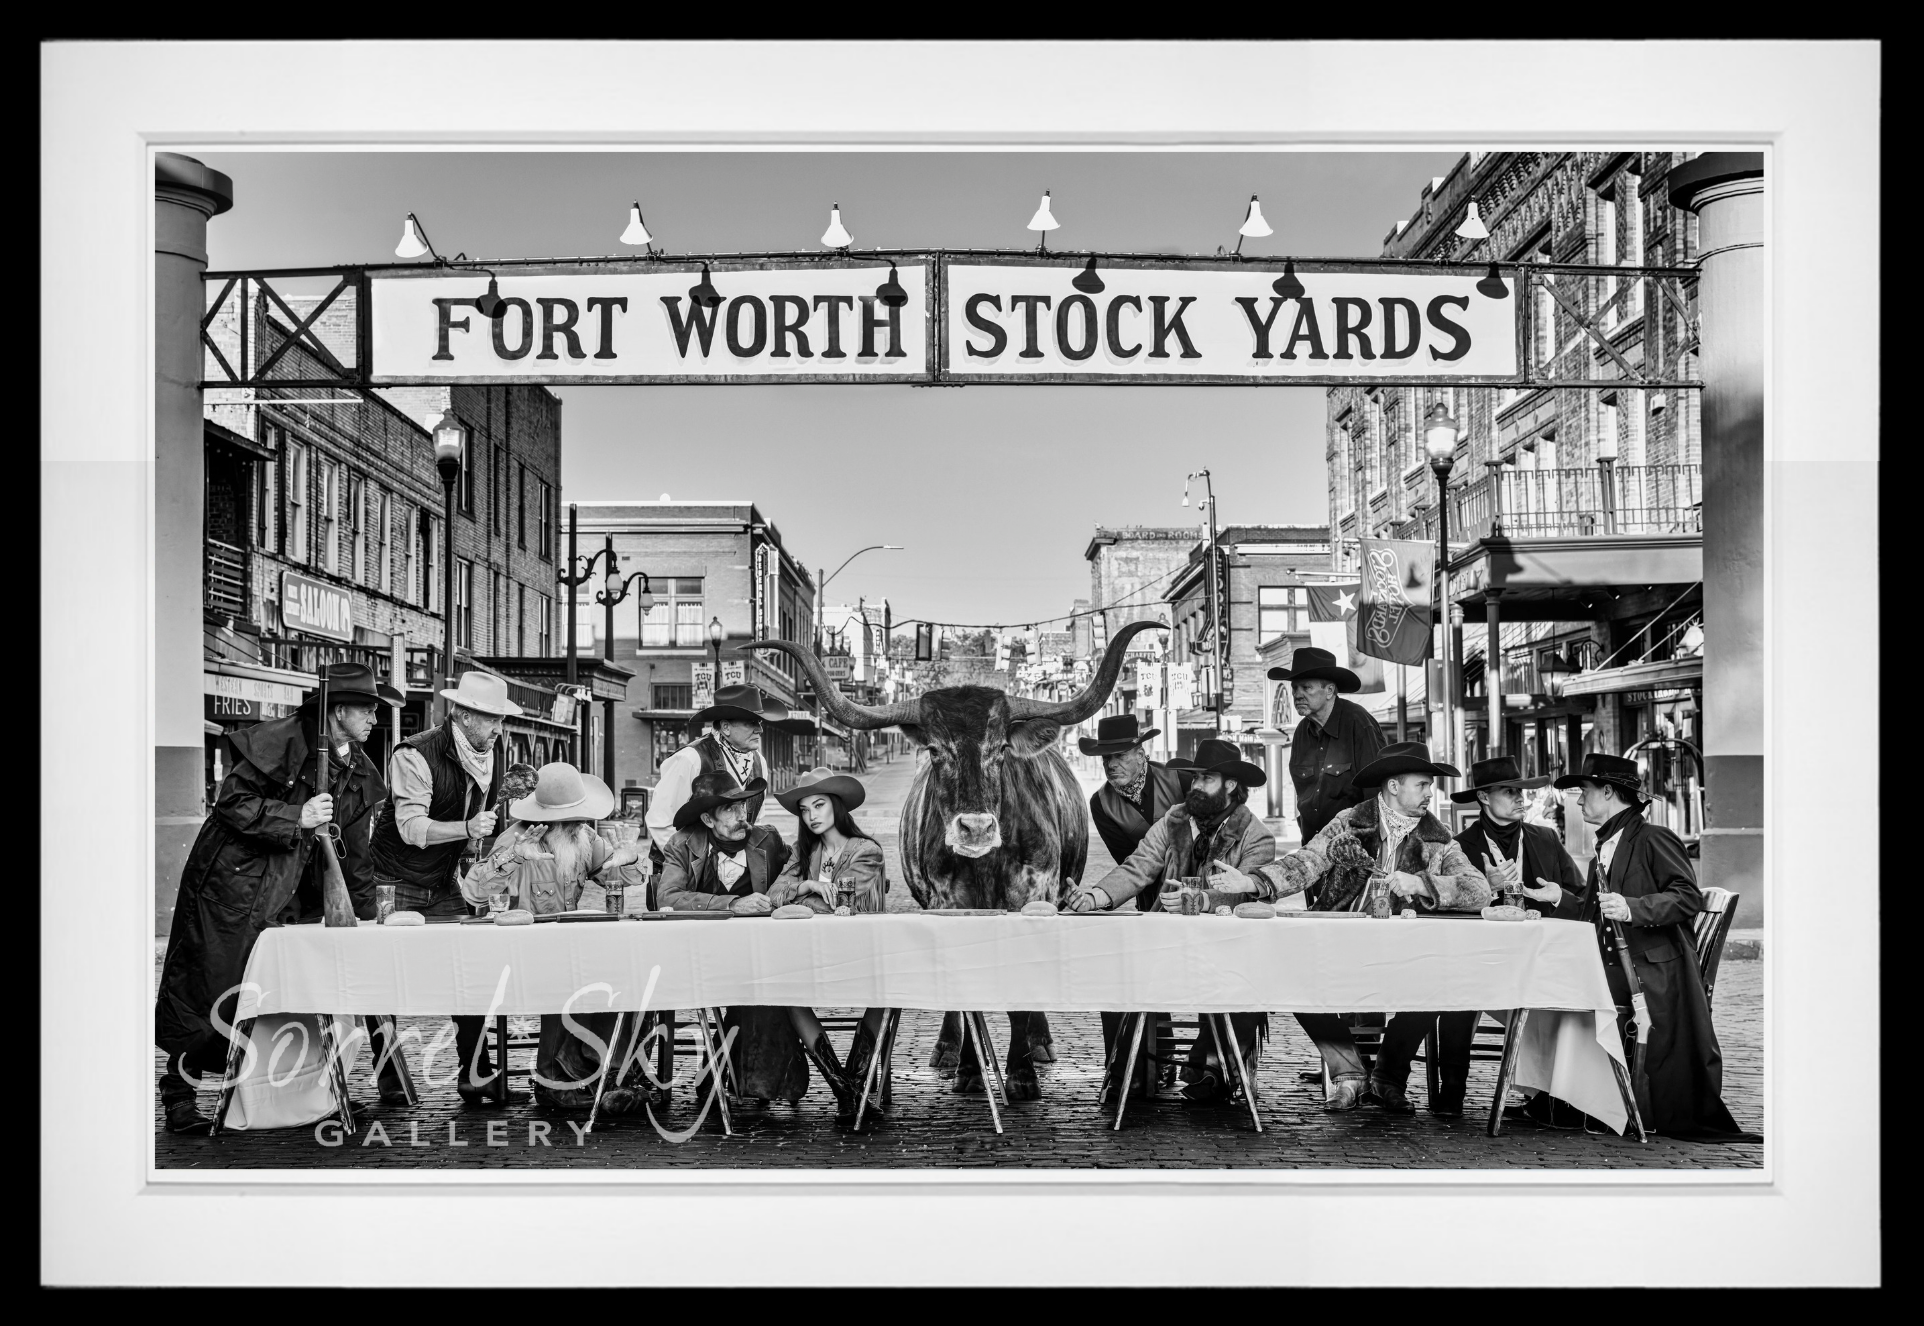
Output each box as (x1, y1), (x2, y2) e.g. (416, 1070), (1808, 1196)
(1277, 909), (1370, 919)
(534, 909), (619, 924)
(923, 908), (1006, 917)
(1065, 908), (1142, 917)
(637, 911), (733, 921)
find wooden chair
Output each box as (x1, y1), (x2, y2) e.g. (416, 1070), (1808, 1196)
(1693, 887), (1740, 1010)
(1107, 1011), (1266, 1132)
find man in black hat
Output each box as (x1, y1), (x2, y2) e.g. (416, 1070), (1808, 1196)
(1269, 646), (1387, 851)
(1069, 739), (1277, 1105)
(1426, 757), (1591, 1119)
(1225, 742), (1489, 1112)
(1555, 753), (1757, 1142)
(154, 662), (398, 1134)
(1078, 714), (1189, 1097)
(645, 684), (796, 880)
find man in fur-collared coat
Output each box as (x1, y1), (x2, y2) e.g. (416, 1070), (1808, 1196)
(1222, 742), (1491, 1112)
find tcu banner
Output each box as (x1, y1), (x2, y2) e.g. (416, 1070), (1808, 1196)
(944, 259), (1516, 383)
(1355, 538), (1437, 667)
(370, 262), (931, 383)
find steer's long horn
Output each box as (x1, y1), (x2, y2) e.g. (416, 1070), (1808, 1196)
(1006, 619), (1168, 727)
(741, 638), (921, 731)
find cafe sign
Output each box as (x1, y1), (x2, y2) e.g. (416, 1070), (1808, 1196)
(280, 571), (354, 643)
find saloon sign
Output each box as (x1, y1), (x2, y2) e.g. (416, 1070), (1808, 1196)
(367, 257), (1516, 386)
(280, 570), (354, 643)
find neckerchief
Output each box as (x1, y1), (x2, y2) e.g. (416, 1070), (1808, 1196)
(1376, 793), (1422, 872)
(1184, 803), (1233, 877)
(717, 738), (757, 788)
(1592, 804), (1644, 885)
(1478, 813), (1525, 857)
(1111, 765), (1148, 807)
(450, 719), (496, 794)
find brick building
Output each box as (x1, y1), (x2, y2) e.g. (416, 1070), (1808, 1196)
(1325, 150), (1707, 842)
(571, 501), (816, 800)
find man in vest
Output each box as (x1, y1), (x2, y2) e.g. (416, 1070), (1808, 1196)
(1080, 714), (1189, 1101)
(645, 684), (796, 887)
(364, 670), (521, 1107)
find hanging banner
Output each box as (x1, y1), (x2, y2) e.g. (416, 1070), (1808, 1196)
(1304, 583), (1385, 694)
(943, 258), (1517, 383)
(370, 261), (933, 383)
(1355, 539), (1437, 667)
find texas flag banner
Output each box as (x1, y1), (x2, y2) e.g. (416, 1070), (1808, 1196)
(1355, 538), (1437, 667)
(1303, 583), (1385, 694)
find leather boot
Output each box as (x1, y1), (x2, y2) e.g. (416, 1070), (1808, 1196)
(163, 1097), (211, 1135)
(1430, 1074), (1468, 1119)
(845, 1021), (877, 1086)
(800, 1032), (859, 1125)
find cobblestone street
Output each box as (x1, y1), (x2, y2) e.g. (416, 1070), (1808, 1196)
(155, 752), (1764, 1172)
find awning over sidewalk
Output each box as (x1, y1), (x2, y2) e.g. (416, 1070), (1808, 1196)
(1558, 656), (1703, 698)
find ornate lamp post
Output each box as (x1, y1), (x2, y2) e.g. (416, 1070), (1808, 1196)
(591, 535), (655, 786)
(1424, 399), (1460, 769)
(557, 504), (617, 767)
(430, 412), (466, 724)
(1183, 470), (1223, 735)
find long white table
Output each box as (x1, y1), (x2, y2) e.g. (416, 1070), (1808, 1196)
(233, 912), (1636, 1134)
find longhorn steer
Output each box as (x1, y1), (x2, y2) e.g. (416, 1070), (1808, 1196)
(744, 620), (1163, 1099)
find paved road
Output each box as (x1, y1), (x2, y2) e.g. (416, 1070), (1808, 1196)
(155, 752), (1763, 1170)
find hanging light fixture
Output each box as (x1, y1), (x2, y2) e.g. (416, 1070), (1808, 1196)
(876, 261), (908, 308)
(1235, 194), (1273, 256)
(689, 263), (722, 310)
(620, 203), (652, 247)
(1454, 200), (1491, 241)
(394, 213), (432, 260)
(1271, 258), (1305, 301)
(475, 274), (508, 320)
(1476, 260), (1509, 299)
(1072, 255), (1104, 294)
(1027, 190), (1059, 253)
(821, 203), (853, 249)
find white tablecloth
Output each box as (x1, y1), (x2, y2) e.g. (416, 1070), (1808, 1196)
(237, 913), (1630, 1131)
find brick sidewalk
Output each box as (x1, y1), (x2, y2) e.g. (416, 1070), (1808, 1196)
(154, 960), (1762, 1171)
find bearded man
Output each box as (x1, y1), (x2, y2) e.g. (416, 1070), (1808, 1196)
(1069, 739), (1275, 1106)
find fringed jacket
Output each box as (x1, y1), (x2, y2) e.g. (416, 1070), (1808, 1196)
(1256, 795), (1491, 913)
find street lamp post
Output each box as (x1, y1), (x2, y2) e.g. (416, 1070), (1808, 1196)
(431, 413), (466, 725)
(558, 503), (617, 769)
(1184, 470), (1223, 735)
(1424, 399), (1461, 771)
(592, 535), (656, 789)
(708, 615), (725, 679)
(813, 544), (903, 752)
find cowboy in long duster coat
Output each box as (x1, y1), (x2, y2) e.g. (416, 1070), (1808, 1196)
(154, 710), (385, 1099)
(1579, 803), (1754, 1140)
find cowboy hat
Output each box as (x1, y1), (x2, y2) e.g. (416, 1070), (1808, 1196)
(775, 766), (868, 815)
(1353, 741), (1462, 790)
(1265, 646), (1362, 694)
(510, 762), (616, 823)
(1552, 752), (1650, 806)
(689, 684), (791, 730)
(440, 670), (524, 717)
(1077, 714), (1162, 757)
(299, 661), (404, 710)
(1178, 737), (1267, 788)
(673, 774), (770, 831)
(1450, 755), (1554, 804)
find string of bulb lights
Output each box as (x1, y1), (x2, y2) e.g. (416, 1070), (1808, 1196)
(391, 190), (1516, 323)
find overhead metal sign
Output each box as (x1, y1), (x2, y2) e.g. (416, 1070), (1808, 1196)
(368, 260), (932, 384)
(943, 258), (1518, 384)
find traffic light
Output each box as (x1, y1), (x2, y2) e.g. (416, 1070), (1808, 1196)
(914, 621), (933, 662)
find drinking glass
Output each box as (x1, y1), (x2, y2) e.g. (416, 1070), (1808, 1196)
(488, 882), (511, 916)
(1179, 876), (1206, 915)
(375, 884), (396, 924)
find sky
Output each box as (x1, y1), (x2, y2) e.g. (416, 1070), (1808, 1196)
(198, 149), (1464, 627)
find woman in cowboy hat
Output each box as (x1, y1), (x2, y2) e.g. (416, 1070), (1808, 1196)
(1269, 646), (1388, 844)
(155, 662), (400, 1132)
(1225, 741), (1490, 1113)
(1555, 753), (1757, 1141)
(1069, 738), (1277, 1105)
(644, 684), (801, 862)
(767, 767), (892, 1124)
(658, 772), (872, 1119)
(459, 763), (651, 1114)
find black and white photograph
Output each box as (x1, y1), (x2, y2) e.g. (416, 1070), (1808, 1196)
(42, 40), (1879, 1287)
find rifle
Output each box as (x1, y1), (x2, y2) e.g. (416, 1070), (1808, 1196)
(1598, 885), (1653, 1124)
(312, 669), (358, 929)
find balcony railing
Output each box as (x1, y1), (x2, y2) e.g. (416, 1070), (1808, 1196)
(205, 539), (248, 620)
(1390, 464), (1702, 544)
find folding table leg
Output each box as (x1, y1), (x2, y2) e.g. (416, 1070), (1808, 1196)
(959, 1010), (1003, 1135)
(1215, 1014), (1263, 1134)
(880, 1008), (901, 1114)
(971, 1013), (1010, 1107)
(1607, 1048), (1650, 1144)
(206, 1015), (256, 1139)
(586, 1010), (628, 1135)
(854, 1013), (886, 1133)
(1424, 1020), (1441, 1108)
(1485, 1008), (1530, 1138)
(693, 1008), (734, 1137)
(1111, 1012), (1145, 1132)
(317, 1015), (358, 1137)
(374, 1015), (419, 1106)
(492, 1015), (511, 1102)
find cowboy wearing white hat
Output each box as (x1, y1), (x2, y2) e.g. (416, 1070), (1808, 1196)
(462, 763), (651, 1115)
(364, 668), (526, 1107)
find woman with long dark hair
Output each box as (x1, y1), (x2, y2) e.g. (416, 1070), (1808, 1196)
(770, 767), (891, 1121)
